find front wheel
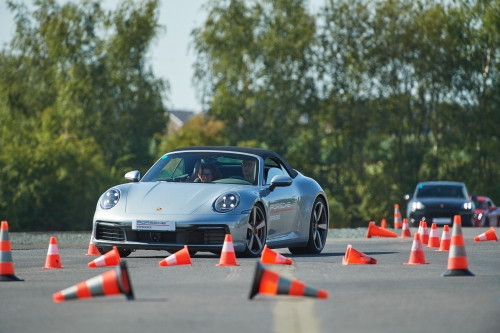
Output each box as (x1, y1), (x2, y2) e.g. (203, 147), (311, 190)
(97, 246), (132, 258)
(289, 198), (328, 255)
(241, 205), (267, 257)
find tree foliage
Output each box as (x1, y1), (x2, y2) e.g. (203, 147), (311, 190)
(193, 0), (500, 227)
(2, 0), (500, 230)
(0, 0), (167, 230)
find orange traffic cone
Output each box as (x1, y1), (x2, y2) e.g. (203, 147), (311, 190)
(443, 215), (474, 276)
(249, 262), (328, 299)
(342, 244), (377, 265)
(426, 223), (440, 248)
(420, 221), (429, 245)
(474, 227), (498, 242)
(436, 225), (451, 252)
(43, 237), (64, 269)
(260, 245), (292, 265)
(394, 204), (403, 228)
(0, 221), (23, 281)
(380, 218), (387, 229)
(88, 246), (120, 268)
(366, 221), (398, 238)
(217, 234), (239, 266)
(400, 218), (411, 238)
(417, 220), (423, 237)
(159, 246), (192, 266)
(86, 231), (100, 256)
(404, 233), (428, 265)
(53, 261), (133, 302)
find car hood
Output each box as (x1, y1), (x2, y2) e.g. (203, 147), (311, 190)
(124, 182), (242, 215)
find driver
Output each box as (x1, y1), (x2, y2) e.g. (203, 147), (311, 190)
(241, 159), (256, 183)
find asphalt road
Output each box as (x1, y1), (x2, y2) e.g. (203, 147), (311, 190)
(1, 227), (499, 333)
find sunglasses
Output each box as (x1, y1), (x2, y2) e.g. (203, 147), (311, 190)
(242, 162), (254, 167)
(201, 173), (212, 177)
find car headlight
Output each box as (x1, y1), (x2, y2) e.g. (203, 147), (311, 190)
(411, 202), (425, 212)
(100, 188), (121, 209)
(474, 213), (483, 220)
(463, 202), (472, 210)
(214, 192), (240, 212)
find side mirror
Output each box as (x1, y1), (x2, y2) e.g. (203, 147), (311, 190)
(489, 206), (496, 212)
(125, 170), (140, 183)
(404, 194), (411, 200)
(269, 175), (292, 192)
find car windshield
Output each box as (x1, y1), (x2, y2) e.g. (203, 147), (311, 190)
(415, 184), (467, 199)
(473, 200), (487, 210)
(141, 151), (259, 185)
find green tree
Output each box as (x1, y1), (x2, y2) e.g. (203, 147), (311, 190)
(193, 0), (318, 156)
(0, 0), (167, 230)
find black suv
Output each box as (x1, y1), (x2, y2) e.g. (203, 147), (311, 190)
(405, 181), (474, 227)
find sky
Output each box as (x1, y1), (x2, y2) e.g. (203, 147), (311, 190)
(0, 0), (324, 113)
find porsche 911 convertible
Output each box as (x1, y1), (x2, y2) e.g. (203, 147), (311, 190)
(92, 146), (329, 257)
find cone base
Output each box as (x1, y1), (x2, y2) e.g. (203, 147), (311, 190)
(216, 263), (240, 266)
(0, 274), (24, 281)
(442, 269), (474, 277)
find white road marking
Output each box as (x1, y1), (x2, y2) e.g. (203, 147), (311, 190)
(271, 264), (323, 333)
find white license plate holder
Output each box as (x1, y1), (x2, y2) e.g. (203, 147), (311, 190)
(132, 220), (176, 231)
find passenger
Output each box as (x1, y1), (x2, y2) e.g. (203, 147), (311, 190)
(196, 163), (221, 183)
(241, 159), (256, 183)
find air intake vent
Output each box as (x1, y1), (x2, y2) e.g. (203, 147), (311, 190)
(95, 222), (126, 241)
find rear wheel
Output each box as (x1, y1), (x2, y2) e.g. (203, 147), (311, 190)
(289, 198), (328, 255)
(241, 205), (267, 257)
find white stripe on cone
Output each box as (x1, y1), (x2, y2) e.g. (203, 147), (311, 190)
(47, 244), (59, 255)
(222, 241), (234, 253)
(166, 255), (178, 266)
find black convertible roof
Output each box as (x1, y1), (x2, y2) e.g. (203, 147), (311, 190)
(171, 146), (298, 178)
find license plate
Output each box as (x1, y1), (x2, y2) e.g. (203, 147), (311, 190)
(433, 217), (451, 224)
(132, 220), (176, 231)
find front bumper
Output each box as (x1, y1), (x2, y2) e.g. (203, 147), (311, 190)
(92, 211), (250, 253)
(409, 212), (473, 227)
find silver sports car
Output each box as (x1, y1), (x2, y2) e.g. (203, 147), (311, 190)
(92, 146), (329, 257)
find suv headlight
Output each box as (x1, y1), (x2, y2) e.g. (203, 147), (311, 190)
(100, 188), (121, 209)
(411, 202), (425, 212)
(463, 202), (472, 210)
(214, 192), (240, 212)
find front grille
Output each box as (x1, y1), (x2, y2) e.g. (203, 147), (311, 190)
(96, 223), (126, 241)
(95, 222), (228, 245)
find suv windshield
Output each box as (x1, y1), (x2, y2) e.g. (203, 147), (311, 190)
(415, 184), (467, 199)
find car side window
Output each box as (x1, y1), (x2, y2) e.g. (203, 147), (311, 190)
(264, 158), (290, 185)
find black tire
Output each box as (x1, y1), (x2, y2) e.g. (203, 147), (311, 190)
(117, 248), (132, 258)
(96, 246), (131, 258)
(97, 246), (112, 255)
(241, 205), (267, 257)
(484, 217), (490, 227)
(167, 249), (198, 256)
(288, 197), (328, 255)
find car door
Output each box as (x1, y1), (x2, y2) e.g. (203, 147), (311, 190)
(264, 158), (298, 240)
